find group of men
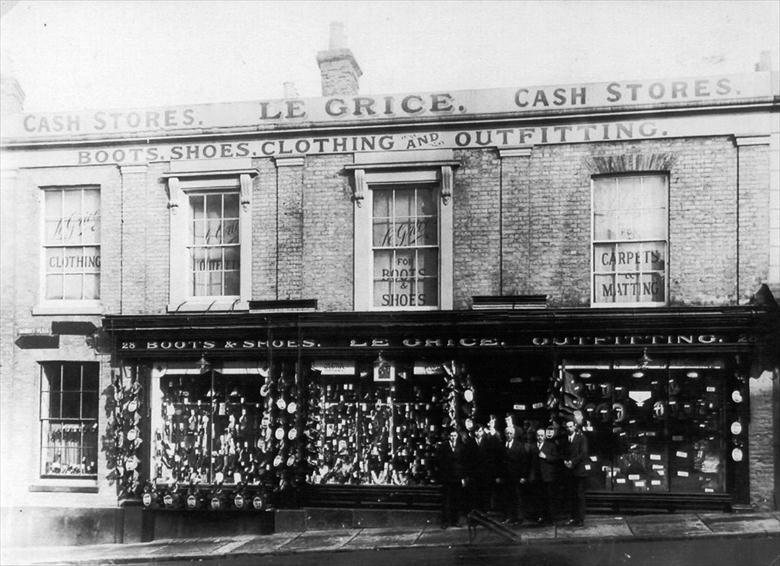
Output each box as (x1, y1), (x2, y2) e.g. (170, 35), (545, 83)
(438, 415), (589, 528)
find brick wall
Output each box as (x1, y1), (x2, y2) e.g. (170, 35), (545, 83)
(302, 154), (354, 311)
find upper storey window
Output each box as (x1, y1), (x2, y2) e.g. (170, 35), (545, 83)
(349, 150), (456, 311)
(372, 184), (439, 309)
(592, 174), (668, 306)
(164, 160), (256, 312)
(43, 187), (100, 301)
(189, 191), (240, 297)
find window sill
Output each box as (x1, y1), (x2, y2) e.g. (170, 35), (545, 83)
(167, 299), (248, 313)
(29, 482), (99, 494)
(33, 302), (104, 316)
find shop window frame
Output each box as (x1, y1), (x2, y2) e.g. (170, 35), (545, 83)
(590, 173), (669, 307)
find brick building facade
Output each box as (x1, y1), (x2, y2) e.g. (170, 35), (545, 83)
(1, 37), (779, 546)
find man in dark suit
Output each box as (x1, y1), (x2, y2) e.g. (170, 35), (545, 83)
(501, 426), (527, 524)
(529, 427), (559, 524)
(438, 429), (468, 527)
(562, 419), (589, 526)
(471, 425), (498, 512)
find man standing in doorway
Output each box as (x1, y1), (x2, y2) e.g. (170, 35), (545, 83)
(562, 419), (589, 527)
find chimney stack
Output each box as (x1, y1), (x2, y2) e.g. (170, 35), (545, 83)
(316, 22), (362, 96)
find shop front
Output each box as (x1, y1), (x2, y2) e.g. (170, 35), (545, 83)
(103, 301), (776, 524)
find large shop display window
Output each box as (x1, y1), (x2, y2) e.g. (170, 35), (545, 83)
(43, 186), (101, 301)
(592, 174), (667, 306)
(562, 359), (732, 494)
(150, 360), (475, 490)
(152, 362), (303, 488)
(40, 362), (99, 478)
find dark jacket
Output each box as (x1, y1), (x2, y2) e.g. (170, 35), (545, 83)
(438, 439), (469, 484)
(503, 438), (528, 481)
(529, 440), (559, 483)
(563, 432), (589, 477)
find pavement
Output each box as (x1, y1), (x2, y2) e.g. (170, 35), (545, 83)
(1, 511), (779, 566)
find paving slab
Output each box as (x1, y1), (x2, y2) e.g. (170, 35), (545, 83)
(229, 532), (302, 554)
(626, 513), (713, 538)
(345, 527), (423, 549)
(555, 517), (633, 539)
(699, 514), (780, 534)
(414, 525), (471, 546)
(516, 524), (557, 541)
(279, 529), (360, 551)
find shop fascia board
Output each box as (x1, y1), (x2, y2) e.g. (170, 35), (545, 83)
(102, 305), (776, 336)
(2, 98), (776, 149)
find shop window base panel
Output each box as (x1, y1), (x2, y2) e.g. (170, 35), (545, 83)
(586, 492), (732, 513)
(305, 485), (443, 511)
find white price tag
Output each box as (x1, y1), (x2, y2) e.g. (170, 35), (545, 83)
(676, 451), (688, 458)
(677, 471), (689, 477)
(650, 454), (661, 461)
(628, 474), (640, 480)
(651, 480), (662, 486)
(616, 478), (626, 484)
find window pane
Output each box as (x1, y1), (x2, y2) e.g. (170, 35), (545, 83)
(191, 194), (204, 219)
(594, 243), (616, 273)
(594, 274), (616, 303)
(373, 250), (393, 280)
(224, 270), (240, 296)
(206, 218), (221, 245)
(640, 272), (665, 303)
(418, 248), (438, 279)
(421, 276), (439, 307)
(82, 391), (98, 419)
(224, 245), (239, 272)
(373, 190), (391, 218)
(81, 189), (101, 244)
(48, 391), (62, 418)
(223, 193), (239, 218)
(416, 217), (437, 246)
(394, 188), (413, 218)
(46, 274), (63, 300)
(61, 392), (80, 418)
(63, 274), (82, 300)
(82, 366), (99, 391)
(614, 273), (640, 303)
(43, 364), (60, 392)
(417, 187), (436, 216)
(208, 271), (222, 295)
(373, 220), (392, 247)
(193, 271), (208, 296)
(62, 364), (81, 391)
(206, 193), (222, 219)
(45, 190), (62, 220)
(223, 219), (239, 244)
(192, 220), (206, 245)
(374, 280), (392, 307)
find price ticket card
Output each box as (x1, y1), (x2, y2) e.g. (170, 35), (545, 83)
(650, 454), (661, 461)
(652, 464), (664, 470)
(676, 451), (688, 458)
(628, 474), (641, 480)
(651, 480), (662, 486)
(677, 471), (690, 477)
(616, 478), (626, 484)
